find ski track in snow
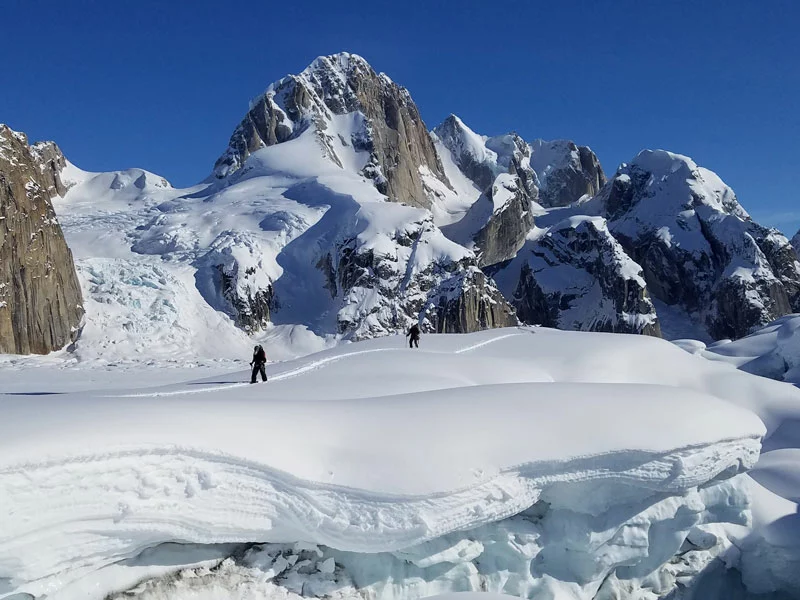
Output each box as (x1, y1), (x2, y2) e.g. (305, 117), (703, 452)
(112, 333), (528, 398)
(112, 348), (404, 398)
(453, 331), (527, 354)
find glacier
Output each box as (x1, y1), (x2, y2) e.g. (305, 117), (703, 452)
(4, 327), (800, 599)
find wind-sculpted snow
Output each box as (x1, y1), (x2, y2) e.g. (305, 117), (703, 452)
(675, 314), (800, 385)
(0, 329), (774, 599)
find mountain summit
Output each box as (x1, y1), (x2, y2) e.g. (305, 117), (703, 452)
(214, 52), (449, 210)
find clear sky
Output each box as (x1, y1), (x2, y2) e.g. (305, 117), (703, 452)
(3, 0), (798, 233)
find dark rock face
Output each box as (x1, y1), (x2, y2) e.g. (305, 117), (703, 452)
(498, 217), (660, 336)
(216, 263), (273, 332)
(593, 150), (800, 339)
(530, 140), (606, 207)
(427, 268), (518, 333)
(433, 116), (539, 267)
(0, 125), (83, 354)
(433, 115), (498, 192)
(30, 141), (67, 198)
(471, 175), (535, 266)
(214, 53), (449, 209)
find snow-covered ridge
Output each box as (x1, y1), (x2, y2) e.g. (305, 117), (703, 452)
(1, 328), (776, 599)
(588, 149), (800, 340)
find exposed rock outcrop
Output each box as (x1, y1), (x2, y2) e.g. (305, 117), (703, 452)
(433, 116), (539, 266)
(311, 209), (517, 339)
(214, 52), (449, 209)
(30, 140), (67, 198)
(427, 267), (517, 333)
(470, 174), (535, 266)
(0, 125), (83, 354)
(591, 150), (800, 339)
(529, 139), (606, 207)
(492, 216), (660, 335)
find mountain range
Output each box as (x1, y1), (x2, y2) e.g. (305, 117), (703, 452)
(2, 51), (799, 357)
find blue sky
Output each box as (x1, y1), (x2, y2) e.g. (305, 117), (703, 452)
(3, 0), (799, 233)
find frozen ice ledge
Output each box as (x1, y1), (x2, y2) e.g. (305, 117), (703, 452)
(0, 329), (767, 598)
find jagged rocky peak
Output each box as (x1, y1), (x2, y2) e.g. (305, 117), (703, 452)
(432, 115), (540, 267)
(529, 139), (606, 207)
(214, 52), (449, 209)
(433, 114), (538, 195)
(594, 149), (800, 339)
(492, 215), (661, 336)
(790, 229), (800, 256)
(0, 124), (84, 354)
(30, 140), (68, 197)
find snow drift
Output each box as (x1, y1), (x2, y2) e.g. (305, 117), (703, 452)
(3, 327), (789, 600)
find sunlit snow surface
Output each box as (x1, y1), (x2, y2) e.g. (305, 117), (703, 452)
(5, 327), (800, 600)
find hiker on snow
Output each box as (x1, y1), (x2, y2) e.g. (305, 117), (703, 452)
(407, 324), (421, 349)
(250, 344), (267, 383)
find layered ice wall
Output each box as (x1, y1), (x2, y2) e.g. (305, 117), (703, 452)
(1, 328), (779, 600)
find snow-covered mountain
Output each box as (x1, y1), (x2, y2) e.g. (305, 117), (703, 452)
(4, 51), (799, 360)
(213, 53), (449, 210)
(588, 150), (800, 339)
(492, 216), (661, 335)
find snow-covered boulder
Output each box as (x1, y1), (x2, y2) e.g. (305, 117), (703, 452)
(591, 149), (800, 339)
(492, 216), (660, 335)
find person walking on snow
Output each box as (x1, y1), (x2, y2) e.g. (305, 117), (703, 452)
(250, 344), (267, 383)
(407, 324), (421, 349)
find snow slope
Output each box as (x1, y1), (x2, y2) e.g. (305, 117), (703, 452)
(5, 327), (794, 600)
(675, 314), (800, 384)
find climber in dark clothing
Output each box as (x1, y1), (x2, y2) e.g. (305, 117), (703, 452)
(407, 324), (421, 349)
(250, 344), (267, 383)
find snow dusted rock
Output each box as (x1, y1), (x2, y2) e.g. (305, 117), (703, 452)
(29, 139), (67, 198)
(470, 175), (536, 266)
(214, 52), (449, 209)
(282, 190), (516, 339)
(791, 229), (800, 256)
(593, 149), (800, 339)
(433, 116), (539, 266)
(493, 216), (661, 335)
(529, 139), (606, 207)
(0, 124), (83, 354)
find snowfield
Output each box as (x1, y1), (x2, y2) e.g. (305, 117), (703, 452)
(4, 327), (800, 599)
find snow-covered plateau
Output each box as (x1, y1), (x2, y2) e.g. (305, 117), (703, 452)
(3, 328), (800, 600)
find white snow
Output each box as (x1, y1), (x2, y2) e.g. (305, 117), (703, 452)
(3, 327), (789, 600)
(675, 313), (800, 383)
